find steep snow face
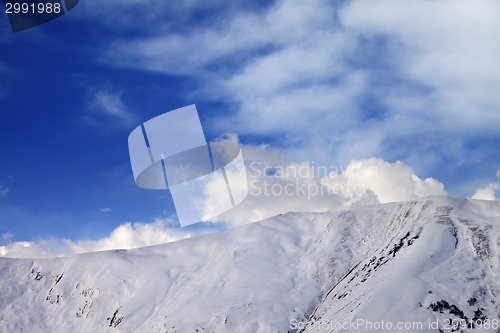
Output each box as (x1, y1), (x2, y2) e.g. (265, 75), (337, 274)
(0, 196), (499, 333)
(301, 197), (500, 333)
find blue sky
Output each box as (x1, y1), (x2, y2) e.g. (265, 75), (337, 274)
(0, 0), (499, 256)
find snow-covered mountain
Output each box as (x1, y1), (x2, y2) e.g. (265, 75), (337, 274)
(0, 196), (499, 333)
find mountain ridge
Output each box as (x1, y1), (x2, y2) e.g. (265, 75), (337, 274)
(0, 196), (499, 333)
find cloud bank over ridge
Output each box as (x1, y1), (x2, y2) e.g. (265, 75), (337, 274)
(1, 144), (449, 258)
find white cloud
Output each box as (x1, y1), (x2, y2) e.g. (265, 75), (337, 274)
(99, 207), (112, 213)
(0, 240), (59, 259)
(323, 158), (447, 206)
(64, 218), (191, 254)
(341, 0), (500, 134)
(209, 140), (446, 227)
(470, 170), (500, 201)
(0, 218), (191, 259)
(97, 0), (500, 187)
(88, 89), (136, 126)
(209, 144), (342, 226)
(471, 183), (500, 201)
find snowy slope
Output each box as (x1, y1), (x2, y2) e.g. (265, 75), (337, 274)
(0, 196), (499, 333)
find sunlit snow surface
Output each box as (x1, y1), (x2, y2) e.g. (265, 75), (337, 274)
(0, 196), (499, 332)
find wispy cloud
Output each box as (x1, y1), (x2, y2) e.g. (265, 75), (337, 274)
(341, 0), (500, 134)
(0, 177), (13, 198)
(91, 89), (136, 125)
(99, 207), (112, 213)
(1, 232), (13, 241)
(84, 87), (137, 128)
(0, 186), (8, 198)
(95, 0), (499, 187)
